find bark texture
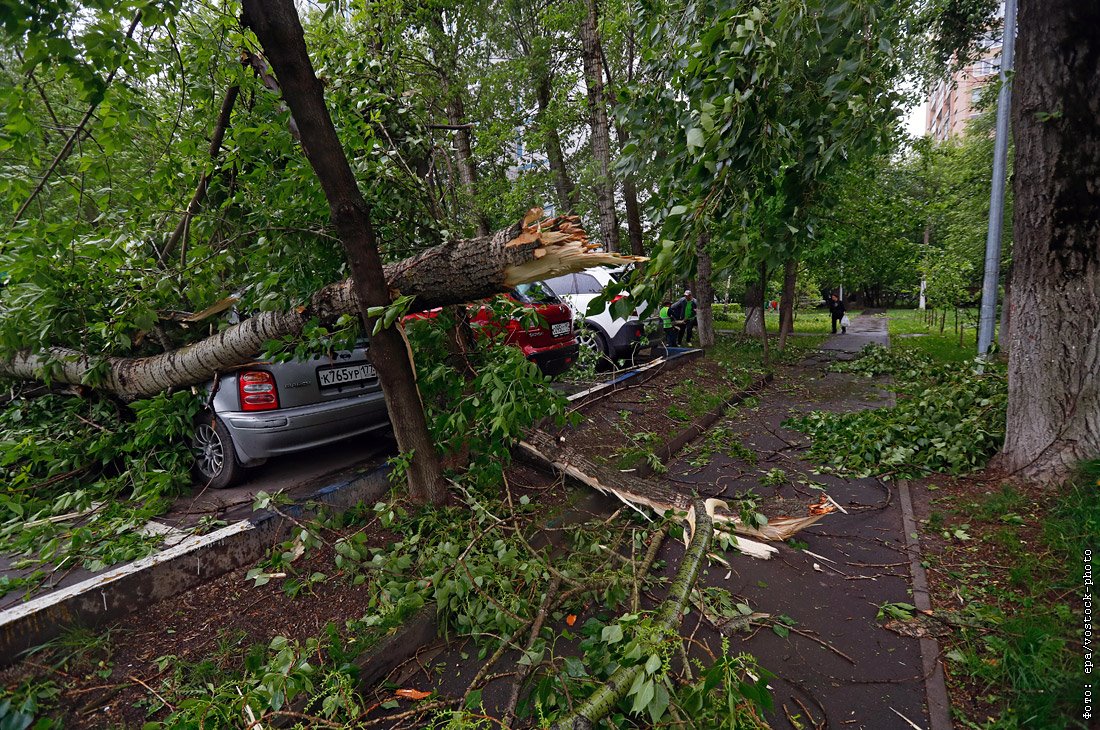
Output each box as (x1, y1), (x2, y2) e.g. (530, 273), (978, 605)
(777, 257), (797, 351)
(743, 274), (765, 337)
(241, 0), (447, 503)
(536, 78), (578, 214)
(695, 234), (715, 348)
(1000, 0), (1100, 482)
(0, 217), (634, 399)
(579, 0), (619, 252)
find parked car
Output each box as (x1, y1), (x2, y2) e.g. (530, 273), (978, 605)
(407, 283), (580, 377)
(542, 268), (645, 363)
(478, 282), (579, 376)
(192, 341), (391, 489)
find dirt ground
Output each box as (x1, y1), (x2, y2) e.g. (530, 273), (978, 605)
(1, 321), (938, 728)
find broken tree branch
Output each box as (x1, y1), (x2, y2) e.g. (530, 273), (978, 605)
(502, 575), (562, 727)
(551, 499), (712, 730)
(158, 82), (241, 265)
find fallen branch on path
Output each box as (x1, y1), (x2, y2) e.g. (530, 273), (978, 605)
(550, 499), (713, 730)
(518, 432), (836, 559)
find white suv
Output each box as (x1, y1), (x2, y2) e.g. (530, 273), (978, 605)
(542, 267), (645, 363)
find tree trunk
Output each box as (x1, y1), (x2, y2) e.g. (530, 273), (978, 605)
(743, 274), (765, 337)
(621, 175), (644, 257)
(159, 83), (240, 265)
(241, 0), (446, 504)
(998, 260), (1013, 357)
(431, 10), (489, 238)
(536, 78), (578, 214)
(777, 257), (797, 351)
(0, 215), (629, 399)
(448, 94), (488, 236)
(695, 234), (715, 348)
(757, 262), (771, 366)
(579, 0), (619, 252)
(999, 0), (1100, 482)
(613, 123), (644, 257)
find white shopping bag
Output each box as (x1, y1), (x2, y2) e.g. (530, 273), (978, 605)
(840, 315), (850, 327)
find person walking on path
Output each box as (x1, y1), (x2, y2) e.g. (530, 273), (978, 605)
(828, 293), (847, 334)
(669, 290), (696, 346)
(659, 300), (677, 348)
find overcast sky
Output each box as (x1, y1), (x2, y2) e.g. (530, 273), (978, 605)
(905, 100), (928, 138)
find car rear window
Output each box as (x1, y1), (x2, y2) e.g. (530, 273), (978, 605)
(512, 281), (561, 304)
(543, 273), (604, 295)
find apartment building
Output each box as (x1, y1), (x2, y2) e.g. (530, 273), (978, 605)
(925, 3), (1006, 140)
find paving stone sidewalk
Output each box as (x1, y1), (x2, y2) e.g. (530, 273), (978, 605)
(663, 312), (938, 730)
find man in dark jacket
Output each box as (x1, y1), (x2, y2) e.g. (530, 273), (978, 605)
(827, 293), (846, 334)
(669, 290), (696, 346)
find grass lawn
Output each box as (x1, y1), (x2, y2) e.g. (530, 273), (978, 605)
(920, 462), (1099, 729)
(885, 308), (982, 363)
(713, 307), (835, 335)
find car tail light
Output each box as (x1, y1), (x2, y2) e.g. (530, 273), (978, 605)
(611, 294), (626, 303)
(239, 371), (279, 411)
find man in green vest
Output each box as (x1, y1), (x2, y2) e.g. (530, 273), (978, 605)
(659, 300), (677, 347)
(669, 290), (695, 346)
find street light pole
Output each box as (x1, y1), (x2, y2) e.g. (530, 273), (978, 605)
(977, 0), (1018, 358)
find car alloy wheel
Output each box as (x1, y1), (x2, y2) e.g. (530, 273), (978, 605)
(191, 415), (243, 489)
(193, 422), (224, 477)
(576, 326), (609, 357)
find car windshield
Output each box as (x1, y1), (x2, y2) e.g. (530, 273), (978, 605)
(512, 281), (560, 304)
(543, 273), (604, 295)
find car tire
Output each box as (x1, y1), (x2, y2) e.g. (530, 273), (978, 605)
(192, 414), (244, 490)
(577, 325), (613, 369)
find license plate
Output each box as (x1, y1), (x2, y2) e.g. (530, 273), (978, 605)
(318, 362), (376, 388)
(551, 322), (571, 337)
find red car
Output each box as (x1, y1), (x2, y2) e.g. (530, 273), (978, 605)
(406, 282), (579, 376)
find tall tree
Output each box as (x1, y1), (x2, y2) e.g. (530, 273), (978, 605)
(579, 0), (620, 252)
(999, 0), (1100, 481)
(240, 0), (447, 504)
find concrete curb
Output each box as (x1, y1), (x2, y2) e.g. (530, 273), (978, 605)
(885, 320), (953, 730)
(638, 372), (774, 476)
(563, 348), (703, 409)
(0, 463), (391, 666)
(898, 478), (954, 730)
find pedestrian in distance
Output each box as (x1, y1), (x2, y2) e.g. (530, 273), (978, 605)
(669, 290), (696, 346)
(827, 293), (846, 334)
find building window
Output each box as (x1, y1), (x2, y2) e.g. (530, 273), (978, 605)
(974, 57), (1000, 77)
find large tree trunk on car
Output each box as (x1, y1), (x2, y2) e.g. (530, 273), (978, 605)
(999, 0), (1100, 483)
(777, 257), (797, 351)
(695, 235), (715, 348)
(579, 0), (619, 252)
(0, 215), (631, 400)
(241, 0), (446, 504)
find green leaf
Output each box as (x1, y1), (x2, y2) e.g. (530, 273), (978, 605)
(601, 624), (624, 644)
(686, 127), (704, 151)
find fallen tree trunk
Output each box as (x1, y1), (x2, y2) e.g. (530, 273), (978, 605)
(0, 213), (638, 399)
(551, 499), (712, 730)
